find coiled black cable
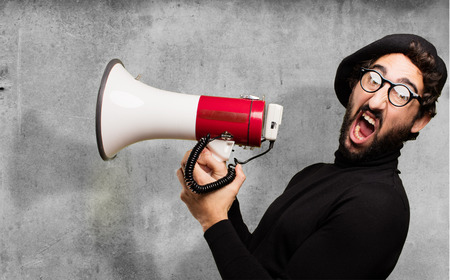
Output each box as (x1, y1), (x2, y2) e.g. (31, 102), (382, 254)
(184, 134), (275, 194)
(184, 134), (236, 194)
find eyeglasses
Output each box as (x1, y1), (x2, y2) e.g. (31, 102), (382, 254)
(359, 68), (422, 107)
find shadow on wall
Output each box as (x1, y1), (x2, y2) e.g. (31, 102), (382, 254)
(6, 108), (162, 279)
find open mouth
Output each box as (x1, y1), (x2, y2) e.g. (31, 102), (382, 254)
(350, 111), (377, 144)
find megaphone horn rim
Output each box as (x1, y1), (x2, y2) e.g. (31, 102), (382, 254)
(95, 59), (124, 161)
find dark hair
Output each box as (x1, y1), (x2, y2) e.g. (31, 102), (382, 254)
(406, 41), (443, 119)
(347, 41), (443, 140)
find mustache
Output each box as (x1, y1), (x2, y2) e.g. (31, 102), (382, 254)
(359, 104), (383, 126)
(360, 104), (381, 118)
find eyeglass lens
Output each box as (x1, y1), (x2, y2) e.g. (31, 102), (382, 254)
(361, 70), (411, 106)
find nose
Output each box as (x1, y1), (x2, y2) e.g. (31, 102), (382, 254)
(368, 84), (389, 111)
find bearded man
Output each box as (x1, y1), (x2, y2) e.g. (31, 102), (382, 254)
(177, 34), (447, 279)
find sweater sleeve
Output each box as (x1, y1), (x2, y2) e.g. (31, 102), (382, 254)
(227, 199), (252, 244)
(204, 182), (408, 279)
(204, 220), (273, 279)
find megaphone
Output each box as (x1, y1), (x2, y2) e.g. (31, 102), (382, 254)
(96, 59), (283, 192)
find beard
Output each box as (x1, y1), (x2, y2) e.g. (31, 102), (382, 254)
(338, 100), (414, 162)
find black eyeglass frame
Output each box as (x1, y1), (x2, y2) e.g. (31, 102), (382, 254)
(359, 67), (422, 107)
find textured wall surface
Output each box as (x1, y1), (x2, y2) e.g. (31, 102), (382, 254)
(0, 0), (448, 279)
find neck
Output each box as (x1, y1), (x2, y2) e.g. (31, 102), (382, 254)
(334, 144), (402, 168)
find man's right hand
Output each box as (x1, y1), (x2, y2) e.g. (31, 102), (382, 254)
(177, 148), (246, 232)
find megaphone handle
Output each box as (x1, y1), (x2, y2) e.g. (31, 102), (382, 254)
(184, 135), (237, 194)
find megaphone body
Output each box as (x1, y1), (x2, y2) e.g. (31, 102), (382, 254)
(96, 59), (283, 162)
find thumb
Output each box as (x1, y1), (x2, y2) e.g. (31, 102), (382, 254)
(228, 164), (246, 193)
(234, 164), (246, 182)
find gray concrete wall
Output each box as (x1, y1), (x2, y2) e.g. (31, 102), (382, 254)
(0, 0), (448, 279)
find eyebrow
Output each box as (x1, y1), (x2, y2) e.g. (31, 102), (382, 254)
(371, 64), (419, 94)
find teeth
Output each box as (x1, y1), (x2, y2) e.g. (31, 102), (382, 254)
(354, 112), (376, 141)
(354, 124), (363, 140)
(362, 113), (375, 126)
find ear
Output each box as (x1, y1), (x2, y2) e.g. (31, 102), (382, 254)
(410, 112), (432, 134)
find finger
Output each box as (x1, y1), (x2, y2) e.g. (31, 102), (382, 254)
(182, 149), (216, 184)
(176, 168), (186, 187)
(178, 168), (195, 203)
(197, 149), (227, 176)
(181, 150), (192, 169)
(197, 160), (213, 174)
(192, 162), (216, 185)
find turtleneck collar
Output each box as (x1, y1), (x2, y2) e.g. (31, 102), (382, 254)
(334, 145), (402, 169)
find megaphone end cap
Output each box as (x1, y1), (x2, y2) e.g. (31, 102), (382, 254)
(96, 124), (116, 161)
(96, 59), (124, 161)
(100, 153), (117, 161)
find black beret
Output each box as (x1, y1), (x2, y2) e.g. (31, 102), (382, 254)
(334, 34), (447, 107)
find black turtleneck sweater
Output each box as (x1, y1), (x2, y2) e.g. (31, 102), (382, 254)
(204, 149), (410, 279)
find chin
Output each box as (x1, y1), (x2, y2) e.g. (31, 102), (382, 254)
(341, 138), (372, 161)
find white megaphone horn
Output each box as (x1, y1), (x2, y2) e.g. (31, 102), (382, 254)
(96, 59), (283, 193)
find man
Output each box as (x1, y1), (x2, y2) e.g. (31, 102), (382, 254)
(177, 34), (447, 279)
